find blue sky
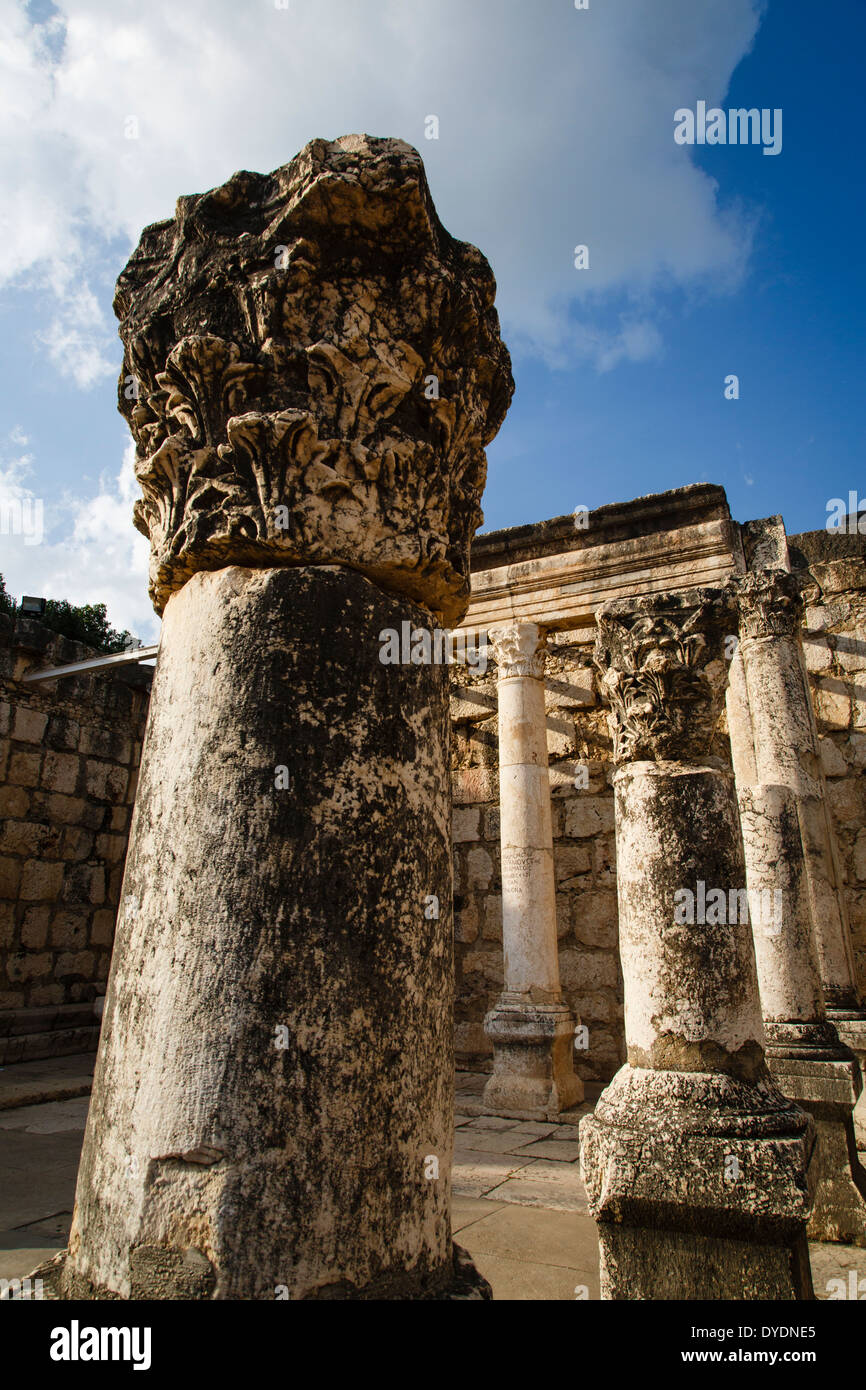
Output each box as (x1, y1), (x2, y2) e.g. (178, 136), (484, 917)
(0, 0), (862, 641)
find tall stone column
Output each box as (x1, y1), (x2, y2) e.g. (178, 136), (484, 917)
(580, 588), (815, 1300)
(48, 136), (514, 1300)
(482, 623), (581, 1119)
(736, 570), (865, 1024)
(735, 572), (866, 1245)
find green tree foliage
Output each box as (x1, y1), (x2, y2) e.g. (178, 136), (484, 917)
(0, 574), (15, 618)
(0, 576), (132, 653)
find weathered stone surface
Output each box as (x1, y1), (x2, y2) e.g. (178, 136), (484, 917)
(66, 566), (461, 1300)
(594, 586), (737, 763)
(737, 781), (866, 1245)
(116, 135), (513, 628)
(736, 569), (864, 1017)
(581, 1067), (815, 1300)
(616, 762), (764, 1076)
(482, 623), (581, 1120)
(582, 585), (815, 1299)
(62, 137), (512, 1302)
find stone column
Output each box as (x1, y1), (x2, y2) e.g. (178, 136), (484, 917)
(482, 622), (581, 1119)
(580, 588), (815, 1300)
(735, 572), (866, 1245)
(49, 136), (514, 1300)
(736, 570), (865, 1024)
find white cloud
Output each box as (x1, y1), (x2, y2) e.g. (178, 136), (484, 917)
(597, 320), (665, 374)
(1, 437), (157, 641)
(39, 283), (117, 388)
(0, 0), (770, 629)
(0, 0), (766, 372)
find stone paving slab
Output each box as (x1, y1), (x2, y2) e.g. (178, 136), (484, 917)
(0, 1096), (86, 1275)
(808, 1239), (866, 1299)
(451, 1196), (508, 1234)
(0, 1055), (94, 1112)
(0, 1242), (66, 1284)
(452, 1152), (537, 1199)
(454, 1129), (540, 1155)
(491, 1176), (590, 1215)
(465, 1250), (596, 1300)
(0, 1098), (91, 1135)
(513, 1138), (581, 1162)
(454, 1201), (601, 1300)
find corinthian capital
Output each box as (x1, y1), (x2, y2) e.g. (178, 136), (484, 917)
(594, 587), (737, 763)
(114, 135), (514, 627)
(736, 569), (804, 641)
(489, 622), (547, 679)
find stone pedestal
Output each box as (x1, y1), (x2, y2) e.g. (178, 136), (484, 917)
(581, 588), (815, 1300)
(734, 575), (866, 1245)
(50, 136), (513, 1300)
(482, 623), (581, 1119)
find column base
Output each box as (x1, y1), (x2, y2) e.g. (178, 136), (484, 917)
(827, 1013), (866, 1156)
(763, 1018), (852, 1061)
(579, 1064), (816, 1300)
(767, 1051), (866, 1247)
(17, 1242), (492, 1302)
(482, 1001), (583, 1120)
(595, 1223), (813, 1302)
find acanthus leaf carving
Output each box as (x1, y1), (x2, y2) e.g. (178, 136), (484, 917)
(115, 136), (513, 623)
(736, 569), (804, 641)
(594, 588), (738, 764)
(489, 622), (547, 680)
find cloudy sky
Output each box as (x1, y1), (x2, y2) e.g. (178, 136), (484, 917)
(0, 0), (863, 642)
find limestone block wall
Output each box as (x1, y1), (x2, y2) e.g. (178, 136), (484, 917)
(0, 615), (151, 1060)
(451, 630), (626, 1093)
(792, 531), (866, 998)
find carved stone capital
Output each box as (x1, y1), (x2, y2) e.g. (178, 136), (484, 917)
(594, 587), (738, 763)
(736, 569), (804, 641)
(114, 135), (514, 626)
(489, 622), (547, 680)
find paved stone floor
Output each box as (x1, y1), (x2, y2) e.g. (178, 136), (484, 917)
(1, 1059), (865, 1299)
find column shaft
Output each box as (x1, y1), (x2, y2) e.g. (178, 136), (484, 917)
(66, 568), (458, 1298)
(581, 587), (815, 1300)
(734, 571), (866, 1246)
(736, 572), (862, 1015)
(482, 623), (581, 1119)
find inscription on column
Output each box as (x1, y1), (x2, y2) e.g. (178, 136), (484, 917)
(502, 847), (536, 895)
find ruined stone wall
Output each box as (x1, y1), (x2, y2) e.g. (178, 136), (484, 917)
(0, 615), (151, 1060)
(452, 527), (866, 1092)
(792, 532), (866, 998)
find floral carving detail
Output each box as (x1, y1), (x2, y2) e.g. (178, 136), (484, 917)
(114, 136), (514, 622)
(736, 569), (803, 641)
(594, 588), (738, 763)
(489, 623), (547, 680)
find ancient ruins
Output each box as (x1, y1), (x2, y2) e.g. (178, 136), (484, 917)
(2, 136), (865, 1300)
